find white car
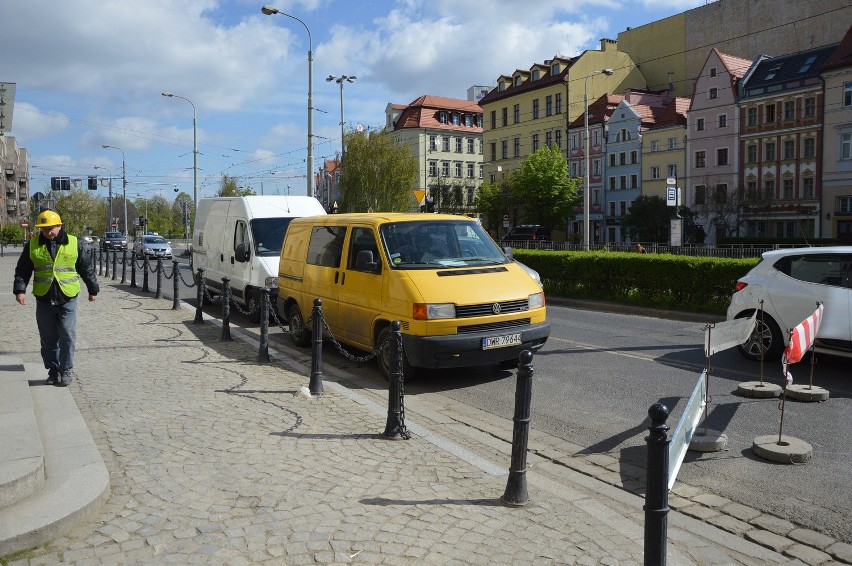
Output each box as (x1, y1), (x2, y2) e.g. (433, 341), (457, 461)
(134, 234), (173, 260)
(726, 246), (852, 361)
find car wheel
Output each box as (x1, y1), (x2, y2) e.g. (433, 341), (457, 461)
(737, 311), (784, 362)
(288, 303), (311, 347)
(247, 290), (262, 324)
(377, 326), (416, 381)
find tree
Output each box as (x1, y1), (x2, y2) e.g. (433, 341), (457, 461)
(510, 146), (580, 229)
(171, 192), (194, 238)
(339, 129), (419, 212)
(53, 190), (106, 236)
(621, 195), (671, 243)
(216, 175), (255, 197)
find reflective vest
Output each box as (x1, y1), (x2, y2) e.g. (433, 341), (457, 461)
(29, 235), (81, 297)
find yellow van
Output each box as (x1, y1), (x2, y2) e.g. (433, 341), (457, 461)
(277, 213), (550, 378)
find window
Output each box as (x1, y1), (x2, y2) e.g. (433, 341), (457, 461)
(532, 69), (540, 80)
(695, 151), (706, 168)
(765, 63), (782, 80)
(593, 159), (600, 176)
(620, 201), (627, 216)
(713, 184), (727, 203)
(545, 131), (553, 148)
(513, 137), (520, 157)
(718, 114), (727, 128)
(709, 87), (718, 99)
(765, 142), (776, 161)
(747, 107), (758, 126)
(455, 137), (462, 153)
(501, 140), (508, 159)
(452, 113), (460, 126)
(783, 178), (794, 199)
(803, 137), (815, 158)
(696, 118), (705, 131)
(619, 176), (627, 190)
(532, 99), (539, 119)
(513, 104), (520, 123)
(802, 177), (814, 198)
(490, 143), (497, 162)
(478, 164), (483, 179)
(532, 133), (539, 153)
(630, 174), (638, 189)
(442, 137), (450, 152)
(465, 114), (472, 127)
(572, 133), (580, 150)
(694, 185), (706, 205)
(571, 162), (579, 177)
(798, 55), (817, 73)
(555, 93), (562, 114)
(630, 151), (637, 164)
(467, 138), (474, 153)
(502, 107), (508, 127)
(618, 128), (630, 142)
(764, 179), (775, 199)
(619, 152), (626, 166)
(747, 144), (758, 163)
(347, 228), (380, 273)
(594, 130), (601, 146)
(651, 166), (660, 179)
(717, 148), (729, 166)
(428, 160), (437, 176)
(429, 135), (438, 151)
(454, 162), (462, 177)
(765, 103), (775, 123)
(709, 67), (717, 77)
(307, 226), (345, 268)
(844, 83), (852, 107)
(651, 140), (660, 152)
(439, 111), (448, 124)
(467, 188), (475, 205)
(842, 132), (852, 159)
(545, 95), (553, 116)
(490, 110), (496, 130)
(467, 163), (474, 178)
(441, 161), (450, 176)
(783, 140), (795, 160)
(784, 101), (795, 121)
(608, 153), (616, 167)
(555, 130), (562, 149)
(609, 202), (616, 216)
(668, 137), (676, 149)
(840, 196), (852, 212)
(746, 181), (758, 200)
(667, 164), (677, 178)
(608, 177), (616, 190)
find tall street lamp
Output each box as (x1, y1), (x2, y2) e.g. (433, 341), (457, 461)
(583, 68), (614, 250)
(101, 144), (128, 237)
(262, 5), (314, 198)
(161, 92), (198, 232)
(93, 165), (113, 230)
(325, 74), (356, 159)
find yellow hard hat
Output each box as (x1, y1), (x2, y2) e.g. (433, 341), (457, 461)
(34, 210), (63, 227)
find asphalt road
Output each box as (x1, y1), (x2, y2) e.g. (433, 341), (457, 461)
(162, 259), (851, 543)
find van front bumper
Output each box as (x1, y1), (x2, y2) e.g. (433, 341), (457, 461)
(402, 321), (551, 369)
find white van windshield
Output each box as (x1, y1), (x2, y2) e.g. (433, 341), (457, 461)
(380, 220), (507, 269)
(251, 218), (295, 257)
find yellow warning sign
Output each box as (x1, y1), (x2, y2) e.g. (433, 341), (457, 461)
(412, 189), (426, 205)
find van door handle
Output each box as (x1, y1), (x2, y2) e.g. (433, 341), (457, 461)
(230, 256), (234, 265)
(220, 254), (224, 262)
(334, 271), (339, 284)
(340, 272), (345, 285)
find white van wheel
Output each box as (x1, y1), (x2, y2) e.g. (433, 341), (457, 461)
(377, 326), (415, 381)
(288, 304), (311, 347)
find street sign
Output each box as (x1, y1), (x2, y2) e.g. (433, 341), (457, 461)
(666, 187), (679, 207)
(20, 221), (28, 229)
(666, 177), (677, 185)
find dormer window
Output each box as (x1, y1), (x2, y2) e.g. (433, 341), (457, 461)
(551, 63), (561, 75)
(532, 69), (540, 80)
(439, 111), (448, 124)
(798, 55), (817, 74)
(514, 76), (523, 86)
(765, 63), (783, 80)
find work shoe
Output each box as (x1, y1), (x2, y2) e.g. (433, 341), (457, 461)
(46, 369), (59, 385)
(58, 372), (73, 387)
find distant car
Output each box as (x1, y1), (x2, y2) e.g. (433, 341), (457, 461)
(500, 225), (551, 245)
(726, 246), (852, 361)
(80, 235), (94, 244)
(134, 234), (173, 260)
(101, 232), (127, 251)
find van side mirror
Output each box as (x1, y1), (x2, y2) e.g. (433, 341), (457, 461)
(503, 246), (514, 259)
(235, 243), (250, 262)
(355, 250), (379, 273)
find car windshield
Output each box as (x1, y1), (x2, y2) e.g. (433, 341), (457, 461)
(105, 232), (122, 238)
(380, 220), (507, 269)
(251, 218), (294, 257)
(144, 236), (166, 244)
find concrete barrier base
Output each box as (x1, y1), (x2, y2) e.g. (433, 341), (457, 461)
(752, 434), (812, 464)
(736, 381), (781, 398)
(689, 428), (727, 452)
(785, 384), (829, 402)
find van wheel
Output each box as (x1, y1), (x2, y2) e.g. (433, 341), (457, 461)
(288, 304), (311, 347)
(737, 311), (783, 362)
(247, 291), (261, 323)
(377, 326), (416, 381)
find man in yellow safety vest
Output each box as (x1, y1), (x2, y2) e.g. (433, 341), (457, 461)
(13, 210), (99, 386)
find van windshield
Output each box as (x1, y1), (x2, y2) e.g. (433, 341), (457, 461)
(251, 218), (294, 256)
(380, 220), (507, 269)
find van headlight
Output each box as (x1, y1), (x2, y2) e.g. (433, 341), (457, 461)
(264, 276), (277, 288)
(528, 292), (544, 309)
(413, 303), (455, 320)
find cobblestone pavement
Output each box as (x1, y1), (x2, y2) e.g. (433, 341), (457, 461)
(1, 251), (849, 565)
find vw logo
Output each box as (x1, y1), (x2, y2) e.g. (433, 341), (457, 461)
(491, 303), (502, 314)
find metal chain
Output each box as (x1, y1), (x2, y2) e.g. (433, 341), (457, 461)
(319, 311), (384, 363)
(162, 264), (176, 280)
(202, 285), (224, 305)
(229, 294), (252, 316)
(177, 268), (197, 288)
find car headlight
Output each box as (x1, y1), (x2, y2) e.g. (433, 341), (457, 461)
(264, 276), (278, 288)
(413, 303), (455, 320)
(528, 292), (544, 309)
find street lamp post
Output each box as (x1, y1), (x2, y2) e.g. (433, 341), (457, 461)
(262, 5), (314, 198)
(583, 68), (614, 250)
(93, 165), (113, 230)
(325, 74), (356, 159)
(161, 92), (198, 232)
(101, 144), (128, 237)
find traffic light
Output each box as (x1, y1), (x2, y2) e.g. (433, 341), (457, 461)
(51, 177), (59, 191)
(50, 177), (70, 191)
(88, 176), (98, 190)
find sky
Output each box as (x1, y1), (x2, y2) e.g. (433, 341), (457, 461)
(1, 0), (708, 202)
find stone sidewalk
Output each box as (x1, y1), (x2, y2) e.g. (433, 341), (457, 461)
(0, 250), (845, 565)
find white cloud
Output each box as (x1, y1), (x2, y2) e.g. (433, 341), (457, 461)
(7, 103), (69, 140)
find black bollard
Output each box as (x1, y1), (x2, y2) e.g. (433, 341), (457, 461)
(121, 250), (128, 284)
(258, 288), (270, 362)
(97, 248), (102, 275)
(142, 254), (150, 292)
(382, 321), (408, 439)
(194, 268), (205, 324)
(501, 350), (533, 506)
(105, 249), (111, 278)
(171, 260), (180, 310)
(130, 250), (137, 288)
(155, 257), (163, 298)
(644, 403), (671, 566)
(309, 298), (324, 394)
(221, 277), (232, 341)
(111, 249), (118, 281)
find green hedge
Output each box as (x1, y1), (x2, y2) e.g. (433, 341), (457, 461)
(514, 250), (759, 315)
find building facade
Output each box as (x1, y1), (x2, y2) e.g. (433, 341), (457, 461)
(1, 135), (29, 231)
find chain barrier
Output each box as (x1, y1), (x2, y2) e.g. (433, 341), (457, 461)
(202, 284), (224, 305)
(161, 261), (176, 280)
(175, 265), (197, 288)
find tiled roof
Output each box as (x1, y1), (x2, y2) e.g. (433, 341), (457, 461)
(569, 94), (625, 128)
(390, 95), (483, 133)
(821, 26), (852, 72)
(716, 49), (753, 79)
(479, 58), (578, 106)
(652, 97), (690, 128)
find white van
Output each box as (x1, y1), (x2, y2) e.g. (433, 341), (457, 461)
(192, 196), (326, 321)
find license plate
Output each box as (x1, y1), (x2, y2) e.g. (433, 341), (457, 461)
(482, 333), (522, 350)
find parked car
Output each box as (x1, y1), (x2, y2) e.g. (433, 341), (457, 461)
(80, 235), (94, 244)
(101, 231), (127, 251)
(726, 246), (852, 361)
(500, 225), (551, 244)
(134, 234), (173, 260)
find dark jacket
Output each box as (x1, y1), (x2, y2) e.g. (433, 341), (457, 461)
(13, 229), (99, 304)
